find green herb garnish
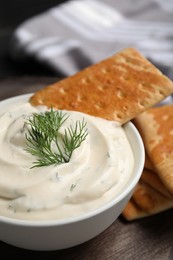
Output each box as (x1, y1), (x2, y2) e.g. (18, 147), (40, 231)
(24, 108), (88, 168)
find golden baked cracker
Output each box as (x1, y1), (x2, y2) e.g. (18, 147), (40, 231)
(134, 105), (173, 194)
(123, 168), (173, 221)
(30, 48), (173, 124)
(141, 168), (172, 198)
(144, 152), (155, 171)
(132, 181), (173, 214)
(122, 199), (149, 221)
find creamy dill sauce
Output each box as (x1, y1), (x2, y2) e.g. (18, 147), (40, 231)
(0, 102), (134, 220)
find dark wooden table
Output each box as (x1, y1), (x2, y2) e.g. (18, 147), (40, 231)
(0, 77), (173, 260)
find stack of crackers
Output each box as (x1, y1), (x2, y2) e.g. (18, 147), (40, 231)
(30, 48), (173, 221)
(122, 105), (173, 220)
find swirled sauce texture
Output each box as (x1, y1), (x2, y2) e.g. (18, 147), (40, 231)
(0, 102), (134, 220)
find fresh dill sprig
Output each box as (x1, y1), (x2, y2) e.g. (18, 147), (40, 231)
(63, 119), (88, 160)
(24, 108), (88, 168)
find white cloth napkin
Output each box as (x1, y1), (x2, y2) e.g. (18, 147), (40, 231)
(10, 0), (173, 80)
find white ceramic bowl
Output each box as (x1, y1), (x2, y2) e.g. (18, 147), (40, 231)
(0, 94), (145, 251)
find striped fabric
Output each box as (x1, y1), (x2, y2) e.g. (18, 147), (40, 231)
(10, 0), (173, 79)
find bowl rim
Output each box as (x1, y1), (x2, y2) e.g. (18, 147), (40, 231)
(0, 94), (145, 227)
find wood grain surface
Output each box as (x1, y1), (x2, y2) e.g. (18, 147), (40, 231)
(0, 77), (173, 260)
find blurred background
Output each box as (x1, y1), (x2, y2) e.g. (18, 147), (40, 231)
(0, 0), (173, 81)
(0, 0), (68, 79)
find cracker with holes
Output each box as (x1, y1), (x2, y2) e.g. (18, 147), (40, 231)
(122, 180), (173, 221)
(132, 181), (173, 214)
(122, 166), (173, 221)
(141, 168), (172, 198)
(133, 104), (173, 195)
(122, 105), (173, 221)
(122, 199), (149, 221)
(30, 48), (173, 125)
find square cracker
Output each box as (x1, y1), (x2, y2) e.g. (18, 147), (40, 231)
(141, 168), (172, 198)
(122, 169), (173, 221)
(30, 48), (173, 124)
(133, 105), (173, 194)
(122, 180), (173, 221)
(132, 181), (173, 214)
(122, 199), (149, 221)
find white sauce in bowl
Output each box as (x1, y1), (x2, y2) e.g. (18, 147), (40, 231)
(0, 102), (134, 221)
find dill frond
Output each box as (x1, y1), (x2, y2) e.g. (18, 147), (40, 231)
(24, 108), (88, 168)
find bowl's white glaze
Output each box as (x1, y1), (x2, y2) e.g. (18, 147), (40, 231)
(0, 94), (145, 250)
